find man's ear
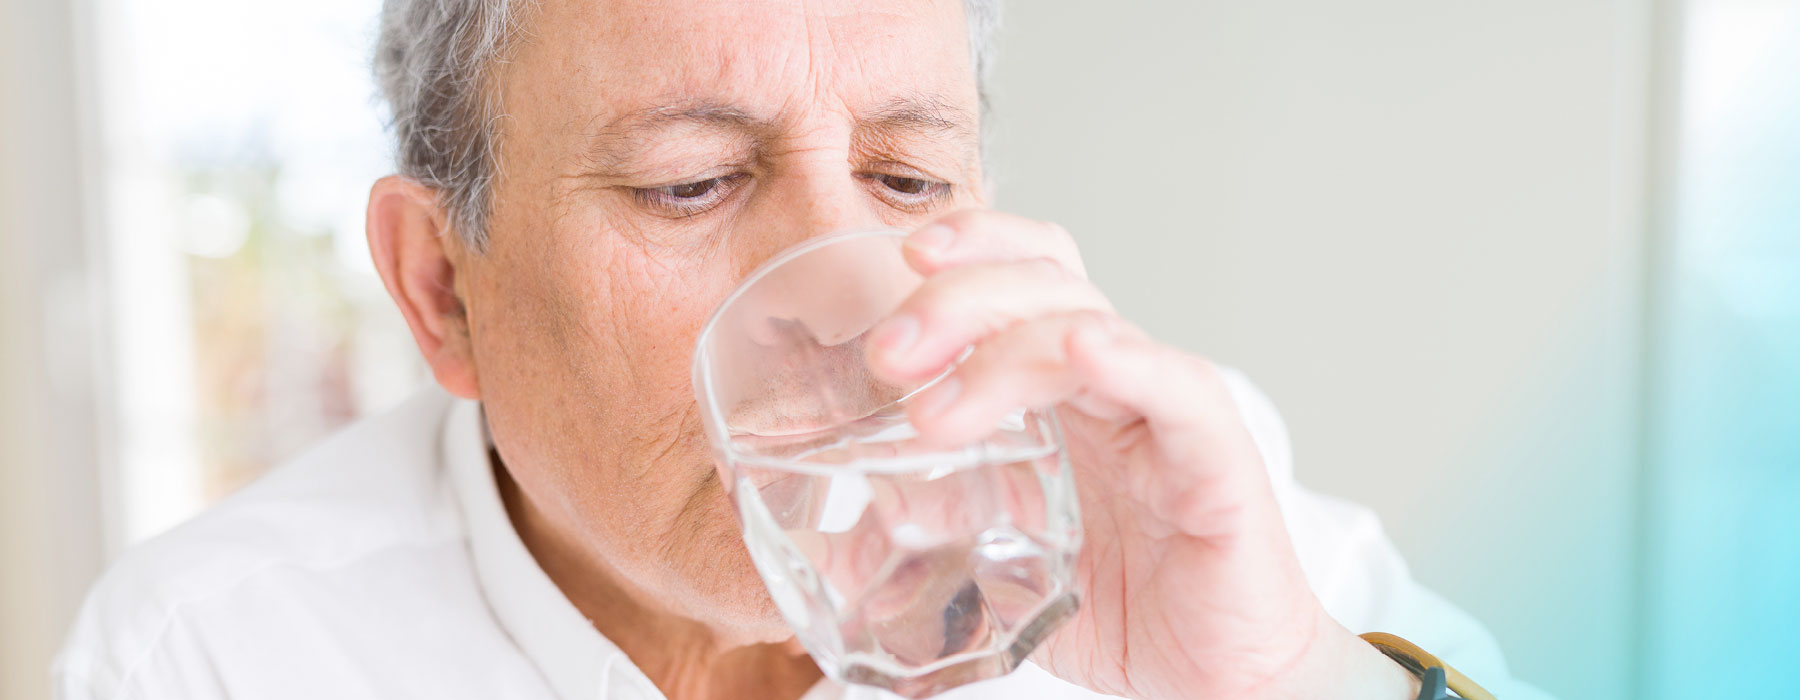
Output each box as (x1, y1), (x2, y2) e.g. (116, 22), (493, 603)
(366, 175), (480, 400)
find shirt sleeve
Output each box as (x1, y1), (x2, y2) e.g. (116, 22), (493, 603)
(54, 600), (232, 700)
(1218, 367), (1557, 700)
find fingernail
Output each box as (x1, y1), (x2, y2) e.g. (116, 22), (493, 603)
(869, 314), (919, 357)
(912, 376), (962, 418)
(906, 224), (955, 256)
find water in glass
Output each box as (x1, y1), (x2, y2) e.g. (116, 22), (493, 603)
(726, 406), (1081, 698)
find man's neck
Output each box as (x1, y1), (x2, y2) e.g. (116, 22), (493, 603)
(492, 458), (822, 700)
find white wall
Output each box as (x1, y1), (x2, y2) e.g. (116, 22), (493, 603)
(987, 2), (1650, 698)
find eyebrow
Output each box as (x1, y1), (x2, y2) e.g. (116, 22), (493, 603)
(604, 95), (975, 135)
(575, 94), (979, 175)
(863, 95), (976, 136)
(573, 101), (767, 176)
(615, 102), (764, 132)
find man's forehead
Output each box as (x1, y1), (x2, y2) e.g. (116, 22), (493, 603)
(510, 0), (977, 128)
(561, 0), (964, 43)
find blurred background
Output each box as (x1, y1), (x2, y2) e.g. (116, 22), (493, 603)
(1, 0), (1795, 698)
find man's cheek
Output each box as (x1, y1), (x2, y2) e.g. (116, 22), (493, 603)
(607, 258), (734, 362)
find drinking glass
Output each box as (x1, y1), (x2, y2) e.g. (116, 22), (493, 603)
(691, 229), (1083, 698)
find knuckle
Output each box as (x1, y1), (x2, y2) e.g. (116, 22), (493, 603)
(1039, 221), (1087, 274)
(1020, 255), (1074, 282)
(1055, 275), (1115, 314)
(904, 284), (954, 328)
(1179, 351), (1223, 384)
(1014, 256), (1096, 297)
(1057, 310), (1126, 351)
(905, 273), (988, 334)
(1067, 308), (1117, 330)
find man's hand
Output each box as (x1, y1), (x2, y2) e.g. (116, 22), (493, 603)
(864, 211), (1421, 700)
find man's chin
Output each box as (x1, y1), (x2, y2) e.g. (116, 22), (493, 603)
(700, 581), (798, 646)
(666, 461), (803, 646)
(672, 525), (794, 642)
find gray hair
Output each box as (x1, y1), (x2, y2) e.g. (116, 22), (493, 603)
(375, 0), (1002, 252)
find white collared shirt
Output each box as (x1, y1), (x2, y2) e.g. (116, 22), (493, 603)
(55, 375), (1552, 700)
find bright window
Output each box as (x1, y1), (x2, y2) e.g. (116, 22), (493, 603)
(95, 0), (423, 547)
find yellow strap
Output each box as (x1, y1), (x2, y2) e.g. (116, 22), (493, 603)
(1360, 633), (1498, 700)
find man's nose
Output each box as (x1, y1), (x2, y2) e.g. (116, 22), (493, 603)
(749, 162), (890, 261)
(742, 234), (916, 346)
(731, 165), (916, 348)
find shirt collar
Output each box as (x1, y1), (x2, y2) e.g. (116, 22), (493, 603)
(442, 397), (668, 700)
(442, 398), (885, 700)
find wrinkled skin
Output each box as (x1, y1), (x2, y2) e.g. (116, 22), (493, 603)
(365, 1), (1418, 698)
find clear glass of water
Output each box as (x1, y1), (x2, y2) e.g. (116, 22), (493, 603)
(691, 229), (1082, 698)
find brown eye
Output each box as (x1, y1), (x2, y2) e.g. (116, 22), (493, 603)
(633, 174), (746, 218)
(879, 175), (933, 195)
(663, 178), (723, 199)
(859, 170), (950, 211)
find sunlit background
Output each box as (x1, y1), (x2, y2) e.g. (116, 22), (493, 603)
(2, 1), (1795, 699)
(81, 0), (423, 549)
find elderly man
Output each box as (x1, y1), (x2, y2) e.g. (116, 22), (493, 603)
(58, 1), (1548, 699)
